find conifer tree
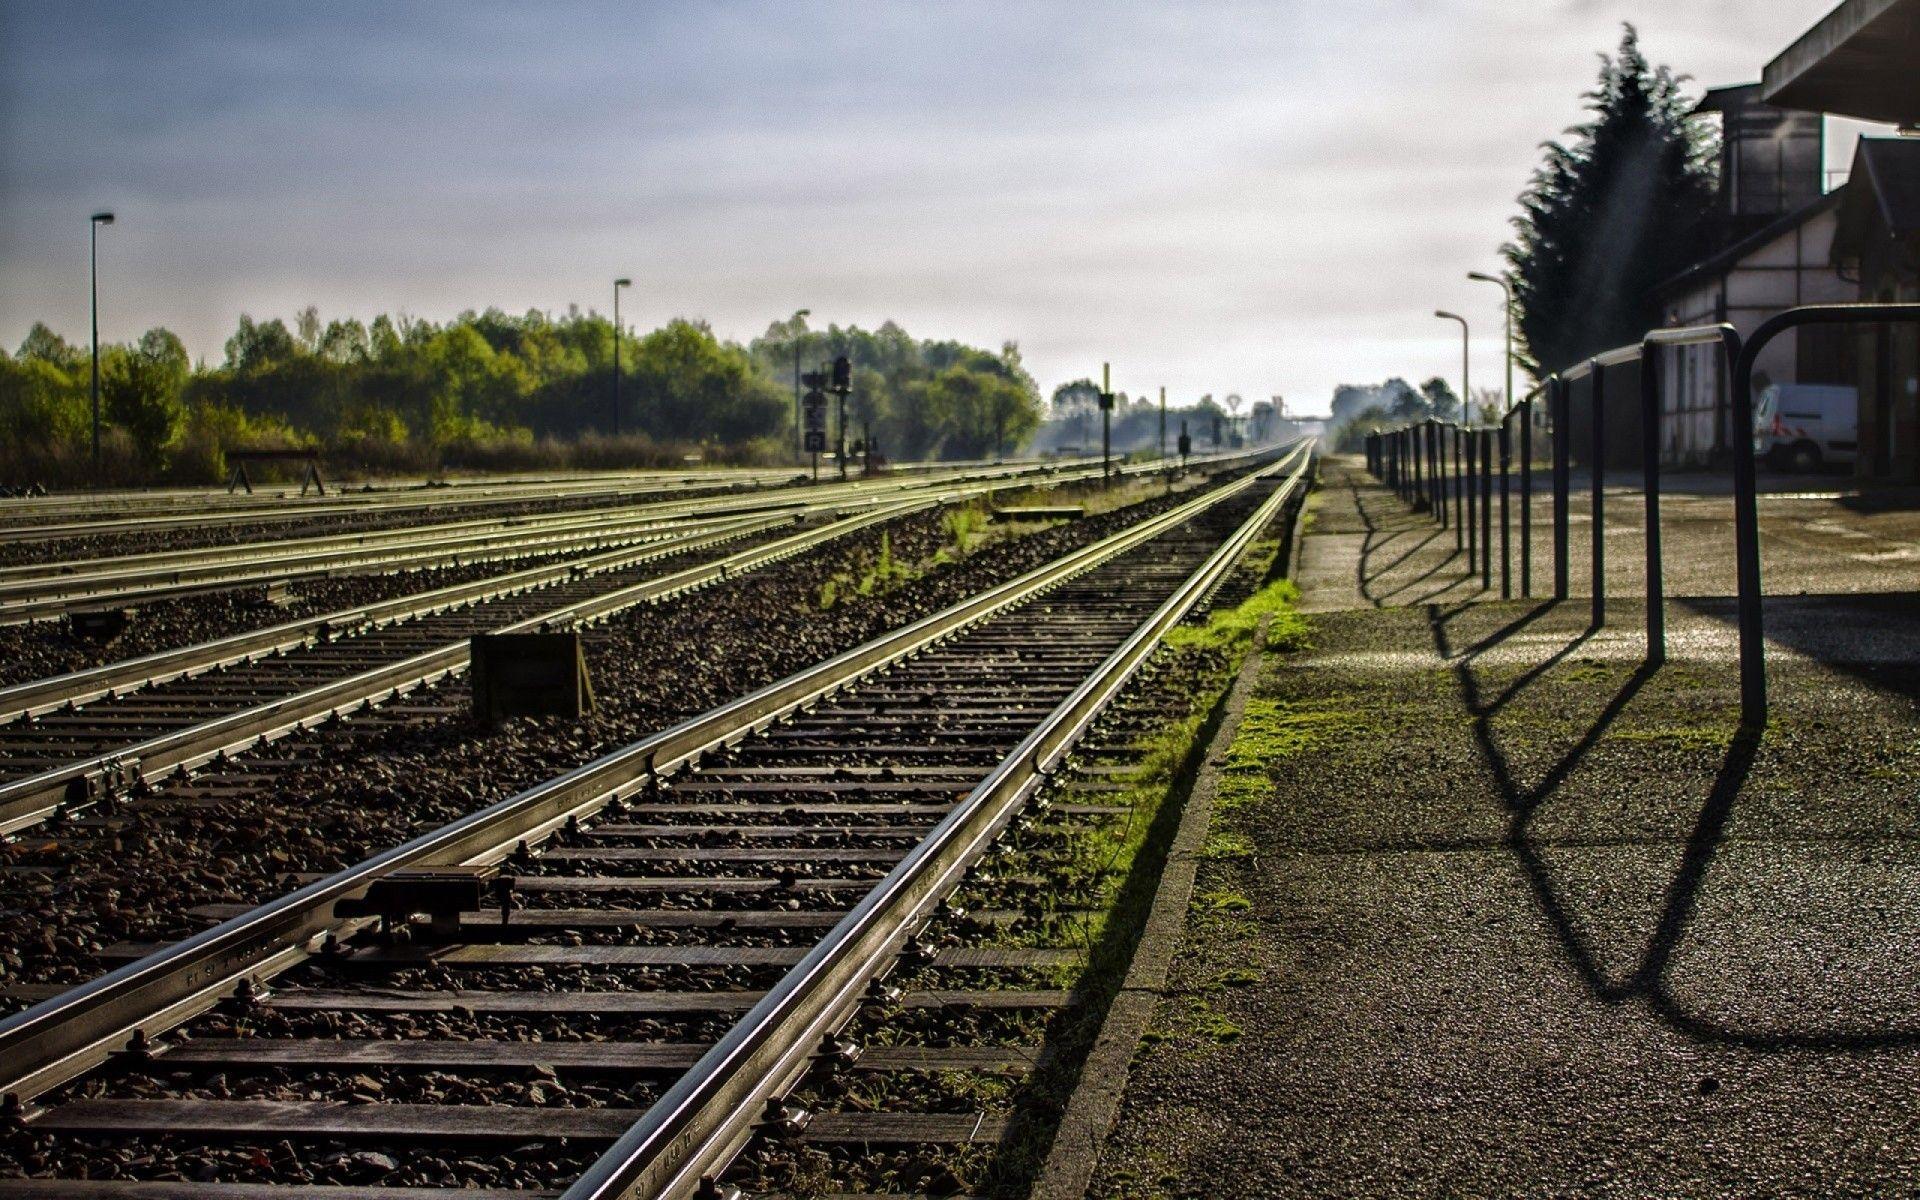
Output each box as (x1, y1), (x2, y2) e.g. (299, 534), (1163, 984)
(1503, 26), (1718, 375)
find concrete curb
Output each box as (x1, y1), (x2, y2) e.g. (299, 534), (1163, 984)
(1028, 618), (1273, 1200)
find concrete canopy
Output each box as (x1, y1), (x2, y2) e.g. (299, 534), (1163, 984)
(1761, 0), (1920, 126)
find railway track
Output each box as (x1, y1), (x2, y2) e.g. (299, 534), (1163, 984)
(0, 461), (1096, 622)
(0, 455), (1261, 836)
(0, 465), (825, 539)
(0, 441), (1310, 1198)
(0, 499), (914, 836)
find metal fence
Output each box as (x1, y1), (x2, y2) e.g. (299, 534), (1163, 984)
(1362, 302), (1920, 730)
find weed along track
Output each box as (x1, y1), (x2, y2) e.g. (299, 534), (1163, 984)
(0, 442), (1309, 1198)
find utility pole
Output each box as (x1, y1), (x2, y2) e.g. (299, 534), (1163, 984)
(1467, 272), (1513, 412)
(1435, 310), (1470, 421)
(831, 355), (852, 481)
(612, 277), (631, 436)
(90, 211), (114, 477)
(1099, 361), (1114, 486)
(790, 309), (810, 460)
(1159, 386), (1167, 460)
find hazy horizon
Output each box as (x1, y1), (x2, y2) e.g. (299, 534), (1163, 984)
(0, 0), (1891, 416)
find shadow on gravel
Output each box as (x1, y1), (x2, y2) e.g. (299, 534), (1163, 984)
(1426, 599), (1920, 1051)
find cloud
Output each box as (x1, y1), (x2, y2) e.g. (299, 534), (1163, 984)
(0, 0), (1847, 411)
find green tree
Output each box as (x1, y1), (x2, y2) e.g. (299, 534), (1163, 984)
(104, 327), (191, 465)
(1419, 376), (1459, 420)
(225, 315), (299, 373)
(1503, 25), (1717, 375)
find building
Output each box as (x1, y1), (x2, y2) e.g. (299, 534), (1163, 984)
(1650, 85), (1855, 467)
(1644, 0), (1920, 475)
(1760, 0), (1920, 480)
(1831, 137), (1920, 477)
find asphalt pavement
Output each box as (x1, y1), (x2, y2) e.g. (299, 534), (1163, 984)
(1087, 456), (1920, 1198)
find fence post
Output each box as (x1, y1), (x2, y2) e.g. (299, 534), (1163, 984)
(1498, 418), (1511, 599)
(1520, 396), (1532, 598)
(1431, 421), (1444, 522)
(1552, 377), (1569, 600)
(1453, 426), (1464, 552)
(1480, 426), (1493, 591)
(1589, 360), (1606, 629)
(1641, 343), (1665, 665)
(1465, 426), (1478, 575)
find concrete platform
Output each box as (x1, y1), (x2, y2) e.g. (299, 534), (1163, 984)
(1086, 457), (1920, 1197)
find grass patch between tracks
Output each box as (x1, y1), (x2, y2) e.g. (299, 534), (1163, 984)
(976, 543), (1316, 1195)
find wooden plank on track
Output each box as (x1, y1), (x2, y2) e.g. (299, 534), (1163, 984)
(342, 944), (1073, 969)
(510, 875), (868, 893)
(538, 846), (905, 863)
(156, 1039), (1041, 1075)
(350, 943), (806, 968)
(31, 1098), (643, 1141)
(159, 1037), (705, 1072)
(262, 988), (1071, 1015)
(264, 989), (768, 1015)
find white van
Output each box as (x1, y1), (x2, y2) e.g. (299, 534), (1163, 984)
(1754, 383), (1858, 472)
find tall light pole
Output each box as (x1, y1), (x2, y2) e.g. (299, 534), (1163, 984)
(89, 211), (115, 477)
(611, 278), (631, 437)
(1467, 271), (1513, 412)
(791, 309), (810, 459)
(1435, 310), (1469, 420)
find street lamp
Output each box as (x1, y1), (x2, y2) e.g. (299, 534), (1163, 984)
(90, 211), (114, 477)
(1434, 310), (1469, 420)
(1467, 270), (1513, 412)
(612, 278), (631, 437)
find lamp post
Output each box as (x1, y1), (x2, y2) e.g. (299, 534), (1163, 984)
(1469, 270), (1516, 597)
(612, 278), (631, 437)
(89, 211), (114, 477)
(1466, 271), (1513, 412)
(1434, 310), (1469, 420)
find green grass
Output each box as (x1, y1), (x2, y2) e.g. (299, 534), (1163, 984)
(966, 547), (1317, 1195)
(1166, 578), (1310, 659)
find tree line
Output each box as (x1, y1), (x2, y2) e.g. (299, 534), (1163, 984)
(0, 306), (1045, 485)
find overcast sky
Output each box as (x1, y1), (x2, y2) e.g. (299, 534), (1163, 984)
(0, 0), (1886, 414)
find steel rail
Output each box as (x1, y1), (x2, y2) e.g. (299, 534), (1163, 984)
(0, 470), (795, 542)
(567, 439), (1314, 1200)
(0, 441), (1300, 1113)
(0, 472), (992, 615)
(0, 446), (1247, 723)
(0, 498), (929, 837)
(0, 512), (788, 725)
(0, 455), (1057, 535)
(0, 452), (1237, 621)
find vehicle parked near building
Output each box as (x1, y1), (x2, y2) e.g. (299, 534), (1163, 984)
(1755, 383), (1859, 471)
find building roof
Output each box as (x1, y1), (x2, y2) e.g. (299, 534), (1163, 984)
(1834, 137), (1920, 259)
(1652, 188), (1846, 299)
(1761, 0), (1920, 126)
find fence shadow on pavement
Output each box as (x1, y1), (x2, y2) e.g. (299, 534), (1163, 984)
(1424, 598), (1920, 1051)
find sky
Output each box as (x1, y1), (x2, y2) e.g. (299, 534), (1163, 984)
(0, 0), (1891, 415)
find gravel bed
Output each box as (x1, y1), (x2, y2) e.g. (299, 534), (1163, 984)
(203, 996), (742, 1045)
(0, 477), (1216, 989)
